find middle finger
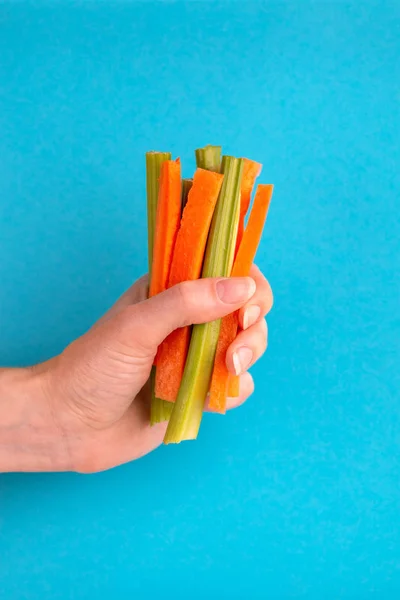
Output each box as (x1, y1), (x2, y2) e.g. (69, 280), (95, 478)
(226, 318), (268, 376)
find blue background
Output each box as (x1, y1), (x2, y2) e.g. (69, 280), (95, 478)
(1, 1), (399, 598)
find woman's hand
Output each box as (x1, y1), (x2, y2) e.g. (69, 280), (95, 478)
(0, 266), (272, 473)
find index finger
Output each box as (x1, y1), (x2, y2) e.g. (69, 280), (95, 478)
(238, 264), (273, 330)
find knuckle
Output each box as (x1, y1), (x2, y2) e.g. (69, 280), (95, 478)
(173, 281), (194, 325)
(123, 306), (157, 356)
(175, 280), (192, 304)
(114, 305), (156, 357)
(120, 303), (138, 323)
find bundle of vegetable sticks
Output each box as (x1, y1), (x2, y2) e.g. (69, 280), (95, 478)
(146, 145), (273, 444)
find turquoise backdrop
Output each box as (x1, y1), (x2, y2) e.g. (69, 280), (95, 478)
(1, 1), (399, 598)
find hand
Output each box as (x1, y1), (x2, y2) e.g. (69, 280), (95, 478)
(0, 267), (272, 473)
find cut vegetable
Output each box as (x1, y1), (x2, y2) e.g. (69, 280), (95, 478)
(169, 170), (224, 288)
(233, 184), (273, 276)
(146, 151), (175, 426)
(236, 158), (262, 253)
(145, 146), (274, 436)
(155, 327), (191, 401)
(208, 184), (274, 413)
(150, 368), (173, 424)
(146, 152), (172, 272)
(149, 158), (182, 298)
(155, 168), (224, 402)
(207, 312), (237, 411)
(195, 145), (222, 173)
(164, 156), (243, 444)
(227, 374), (240, 398)
(181, 178), (193, 210)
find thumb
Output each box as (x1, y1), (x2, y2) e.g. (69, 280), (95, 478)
(55, 277), (256, 425)
(116, 276), (256, 357)
(90, 276), (256, 391)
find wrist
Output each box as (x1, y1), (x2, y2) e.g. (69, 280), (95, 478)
(0, 365), (71, 472)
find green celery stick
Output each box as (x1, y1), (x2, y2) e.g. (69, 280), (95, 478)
(146, 151), (174, 425)
(150, 369), (173, 424)
(181, 178), (193, 211)
(164, 155), (243, 443)
(195, 145), (222, 173)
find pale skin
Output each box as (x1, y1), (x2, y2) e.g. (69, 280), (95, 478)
(0, 265), (272, 474)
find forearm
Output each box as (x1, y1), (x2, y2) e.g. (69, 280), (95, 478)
(0, 366), (70, 472)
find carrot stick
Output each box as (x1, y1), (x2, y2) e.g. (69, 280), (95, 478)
(169, 169), (224, 287)
(146, 151), (174, 426)
(155, 168), (224, 402)
(207, 313), (237, 410)
(236, 158), (262, 254)
(155, 327), (191, 401)
(233, 184), (273, 276)
(208, 184), (274, 413)
(149, 159), (182, 298)
(164, 156), (243, 444)
(227, 373), (240, 397)
(146, 151), (172, 272)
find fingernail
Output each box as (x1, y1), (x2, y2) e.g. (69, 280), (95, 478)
(232, 347), (253, 375)
(243, 305), (261, 330)
(216, 278), (256, 304)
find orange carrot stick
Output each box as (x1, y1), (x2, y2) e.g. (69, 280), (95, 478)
(149, 159), (182, 298)
(209, 184), (274, 413)
(207, 313), (237, 410)
(235, 158), (262, 254)
(155, 168), (224, 402)
(227, 373), (240, 398)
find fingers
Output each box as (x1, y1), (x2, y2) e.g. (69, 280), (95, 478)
(117, 276), (257, 357)
(238, 265), (273, 330)
(63, 276), (257, 430)
(112, 274), (149, 308)
(96, 264), (271, 338)
(95, 264), (271, 348)
(226, 318), (268, 376)
(204, 371), (255, 414)
(226, 372), (255, 409)
(74, 369), (256, 473)
(95, 274), (149, 327)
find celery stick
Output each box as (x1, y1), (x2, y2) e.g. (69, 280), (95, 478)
(151, 386), (173, 425)
(181, 178), (193, 211)
(164, 156), (243, 443)
(150, 369), (173, 424)
(146, 151), (174, 425)
(195, 145), (222, 173)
